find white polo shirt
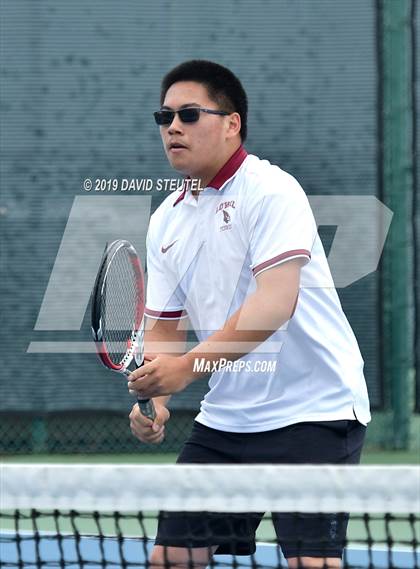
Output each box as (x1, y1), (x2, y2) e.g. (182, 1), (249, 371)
(145, 146), (371, 432)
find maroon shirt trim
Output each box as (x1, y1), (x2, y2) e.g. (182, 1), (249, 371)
(252, 250), (311, 276)
(173, 183), (188, 206)
(207, 145), (248, 190)
(173, 145), (248, 207)
(145, 307), (187, 319)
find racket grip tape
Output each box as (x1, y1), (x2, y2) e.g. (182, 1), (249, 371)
(137, 398), (156, 420)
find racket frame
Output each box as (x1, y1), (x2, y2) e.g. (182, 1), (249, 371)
(91, 240), (155, 420)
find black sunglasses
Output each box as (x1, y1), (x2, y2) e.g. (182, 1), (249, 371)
(154, 107), (229, 126)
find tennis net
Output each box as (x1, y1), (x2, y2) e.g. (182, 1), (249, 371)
(1, 464), (419, 568)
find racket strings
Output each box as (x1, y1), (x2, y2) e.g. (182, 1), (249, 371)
(101, 248), (142, 365)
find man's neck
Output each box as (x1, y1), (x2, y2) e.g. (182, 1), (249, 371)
(191, 143), (242, 197)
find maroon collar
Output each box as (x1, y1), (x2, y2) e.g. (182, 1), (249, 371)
(207, 145), (248, 190)
(173, 145), (248, 207)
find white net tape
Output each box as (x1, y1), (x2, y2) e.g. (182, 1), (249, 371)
(2, 464), (419, 513)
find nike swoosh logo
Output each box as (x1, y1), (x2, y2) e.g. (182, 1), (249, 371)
(161, 240), (178, 254)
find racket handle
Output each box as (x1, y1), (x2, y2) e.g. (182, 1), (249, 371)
(137, 398), (156, 420)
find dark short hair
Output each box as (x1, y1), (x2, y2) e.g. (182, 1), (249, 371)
(160, 60), (248, 141)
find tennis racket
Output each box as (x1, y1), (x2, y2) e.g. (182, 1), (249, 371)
(91, 239), (155, 419)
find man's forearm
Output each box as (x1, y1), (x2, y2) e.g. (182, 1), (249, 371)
(144, 317), (188, 404)
(178, 260), (303, 381)
(127, 262), (303, 397)
(153, 395), (172, 408)
(180, 288), (294, 379)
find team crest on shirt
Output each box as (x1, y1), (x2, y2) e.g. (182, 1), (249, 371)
(215, 200), (235, 232)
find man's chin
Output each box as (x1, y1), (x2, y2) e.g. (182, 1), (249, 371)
(167, 155), (191, 175)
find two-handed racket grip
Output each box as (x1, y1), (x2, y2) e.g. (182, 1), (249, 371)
(137, 398), (156, 420)
(124, 368), (156, 420)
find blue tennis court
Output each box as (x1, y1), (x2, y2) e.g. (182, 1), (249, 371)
(1, 533), (419, 569)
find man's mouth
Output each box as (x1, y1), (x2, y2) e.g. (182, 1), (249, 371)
(168, 142), (188, 152)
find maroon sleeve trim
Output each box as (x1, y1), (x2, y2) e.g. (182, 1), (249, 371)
(145, 307), (187, 319)
(252, 249), (311, 276)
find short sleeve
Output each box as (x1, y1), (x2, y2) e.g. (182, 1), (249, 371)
(244, 175), (317, 278)
(144, 218), (187, 320)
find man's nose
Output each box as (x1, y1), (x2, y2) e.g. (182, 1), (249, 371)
(168, 113), (184, 133)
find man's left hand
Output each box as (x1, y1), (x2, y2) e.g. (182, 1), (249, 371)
(127, 354), (193, 398)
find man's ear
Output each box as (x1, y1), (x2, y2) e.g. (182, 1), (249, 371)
(226, 112), (241, 139)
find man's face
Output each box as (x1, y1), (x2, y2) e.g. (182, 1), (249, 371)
(159, 81), (231, 179)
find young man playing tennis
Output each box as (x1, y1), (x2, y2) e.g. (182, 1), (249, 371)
(128, 60), (370, 569)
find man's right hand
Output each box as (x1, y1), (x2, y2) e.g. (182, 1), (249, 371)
(129, 400), (170, 444)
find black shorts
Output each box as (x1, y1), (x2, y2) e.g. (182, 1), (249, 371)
(155, 419), (366, 559)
